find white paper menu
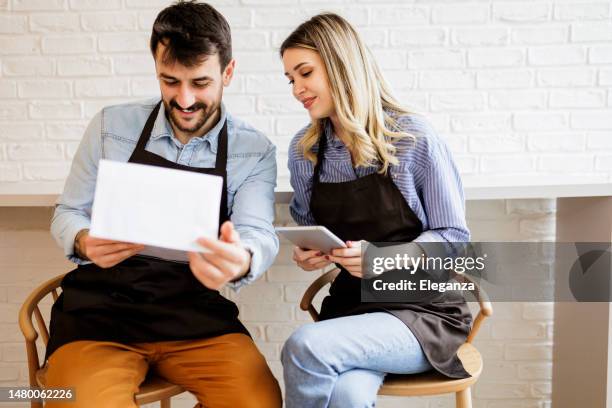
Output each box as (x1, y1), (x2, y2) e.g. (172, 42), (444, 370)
(90, 159), (222, 261)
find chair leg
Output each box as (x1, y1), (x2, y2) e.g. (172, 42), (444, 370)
(160, 397), (171, 408)
(456, 387), (472, 408)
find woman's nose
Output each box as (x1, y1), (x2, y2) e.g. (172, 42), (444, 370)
(293, 81), (305, 99)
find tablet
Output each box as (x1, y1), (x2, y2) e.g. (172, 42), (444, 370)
(275, 226), (346, 254)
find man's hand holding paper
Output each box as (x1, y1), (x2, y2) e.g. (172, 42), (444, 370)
(75, 229), (145, 268)
(189, 221), (252, 290)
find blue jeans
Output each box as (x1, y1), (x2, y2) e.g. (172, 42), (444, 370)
(281, 312), (433, 408)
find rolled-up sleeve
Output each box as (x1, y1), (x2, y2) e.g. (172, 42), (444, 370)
(227, 140), (279, 291)
(50, 111), (102, 265)
(413, 140), (470, 245)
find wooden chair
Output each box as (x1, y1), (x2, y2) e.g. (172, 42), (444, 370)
(18, 273), (186, 408)
(300, 268), (493, 408)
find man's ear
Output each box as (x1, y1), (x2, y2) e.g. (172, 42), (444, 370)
(222, 59), (236, 87)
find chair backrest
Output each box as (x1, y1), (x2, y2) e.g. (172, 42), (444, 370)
(299, 268), (493, 343)
(18, 273), (67, 389)
(453, 271), (494, 343)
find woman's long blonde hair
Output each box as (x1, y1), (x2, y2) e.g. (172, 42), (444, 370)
(280, 13), (414, 174)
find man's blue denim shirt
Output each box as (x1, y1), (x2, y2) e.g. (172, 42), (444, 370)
(51, 97), (279, 290)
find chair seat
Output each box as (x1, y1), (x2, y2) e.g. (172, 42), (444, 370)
(36, 368), (185, 405)
(379, 343), (482, 397)
(134, 376), (185, 405)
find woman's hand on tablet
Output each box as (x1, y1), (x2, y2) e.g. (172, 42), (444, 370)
(292, 246), (332, 271)
(326, 240), (364, 278)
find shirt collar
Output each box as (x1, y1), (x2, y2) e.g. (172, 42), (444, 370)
(150, 100), (228, 153)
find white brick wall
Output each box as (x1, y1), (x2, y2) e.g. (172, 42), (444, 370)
(0, 0), (609, 191)
(0, 0), (608, 406)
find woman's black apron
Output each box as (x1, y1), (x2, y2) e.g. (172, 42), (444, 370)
(310, 132), (472, 379)
(45, 102), (248, 360)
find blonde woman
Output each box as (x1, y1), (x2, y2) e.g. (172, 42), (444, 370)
(280, 13), (473, 408)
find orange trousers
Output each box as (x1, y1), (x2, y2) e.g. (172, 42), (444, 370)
(42, 333), (282, 408)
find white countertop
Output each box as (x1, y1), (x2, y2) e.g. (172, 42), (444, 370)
(1, 182), (611, 206)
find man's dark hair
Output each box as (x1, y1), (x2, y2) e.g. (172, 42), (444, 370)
(150, 1), (232, 69)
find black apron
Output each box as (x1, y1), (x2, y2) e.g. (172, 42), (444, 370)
(46, 101), (248, 360)
(311, 130), (472, 379)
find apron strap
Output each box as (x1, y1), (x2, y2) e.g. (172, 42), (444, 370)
(215, 120), (229, 221)
(132, 101), (162, 156)
(313, 128), (328, 183)
(215, 120), (229, 174)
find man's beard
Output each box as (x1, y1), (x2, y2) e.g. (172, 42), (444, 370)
(165, 98), (219, 135)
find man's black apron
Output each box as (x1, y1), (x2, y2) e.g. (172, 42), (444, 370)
(46, 101), (248, 360)
(310, 131), (472, 379)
